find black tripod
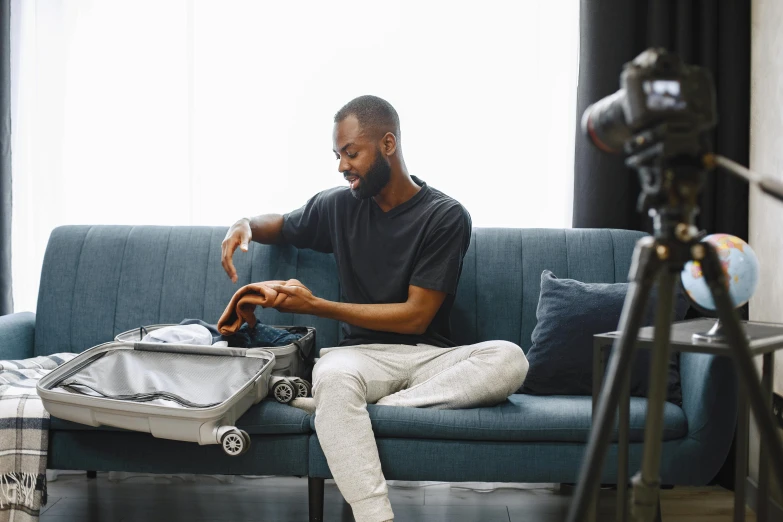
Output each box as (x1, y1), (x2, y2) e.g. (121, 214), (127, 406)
(565, 145), (783, 522)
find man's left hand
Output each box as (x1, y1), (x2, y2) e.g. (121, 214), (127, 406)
(269, 282), (320, 315)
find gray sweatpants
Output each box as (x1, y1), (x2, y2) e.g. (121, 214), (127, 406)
(311, 340), (529, 522)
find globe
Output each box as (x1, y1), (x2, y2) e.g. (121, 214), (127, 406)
(680, 233), (760, 313)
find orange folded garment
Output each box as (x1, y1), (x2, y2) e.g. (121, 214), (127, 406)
(217, 279), (306, 335)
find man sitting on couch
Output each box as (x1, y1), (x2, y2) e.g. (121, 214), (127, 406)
(220, 95), (528, 522)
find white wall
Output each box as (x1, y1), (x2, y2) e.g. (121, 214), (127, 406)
(748, 0), (783, 501)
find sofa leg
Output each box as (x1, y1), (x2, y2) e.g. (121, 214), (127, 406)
(308, 477), (325, 522)
(86, 471), (97, 479)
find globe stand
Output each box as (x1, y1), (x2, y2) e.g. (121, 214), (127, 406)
(692, 318), (751, 343)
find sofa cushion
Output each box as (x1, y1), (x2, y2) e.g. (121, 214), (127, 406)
(49, 398), (312, 435)
(521, 270), (689, 405)
(309, 394), (687, 442)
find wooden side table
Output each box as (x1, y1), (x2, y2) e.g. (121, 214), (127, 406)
(593, 317), (783, 522)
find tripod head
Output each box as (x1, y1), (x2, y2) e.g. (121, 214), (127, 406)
(623, 124), (708, 242)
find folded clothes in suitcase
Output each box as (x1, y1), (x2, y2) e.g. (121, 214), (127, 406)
(115, 323), (316, 379)
(37, 341), (275, 456)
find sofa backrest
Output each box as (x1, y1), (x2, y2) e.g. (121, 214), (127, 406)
(34, 226), (645, 356)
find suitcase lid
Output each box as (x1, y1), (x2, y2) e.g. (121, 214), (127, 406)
(38, 341), (275, 414)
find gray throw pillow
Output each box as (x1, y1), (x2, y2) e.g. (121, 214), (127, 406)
(520, 270), (689, 406)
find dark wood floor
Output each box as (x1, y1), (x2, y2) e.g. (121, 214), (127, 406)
(40, 472), (755, 522)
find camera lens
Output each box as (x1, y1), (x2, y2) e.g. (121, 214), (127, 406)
(581, 90), (632, 154)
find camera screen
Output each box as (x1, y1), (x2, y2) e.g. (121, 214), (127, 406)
(643, 80), (687, 111)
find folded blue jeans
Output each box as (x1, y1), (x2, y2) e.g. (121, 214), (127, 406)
(179, 319), (301, 348)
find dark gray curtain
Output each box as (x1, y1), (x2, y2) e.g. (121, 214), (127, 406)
(573, 0), (750, 241)
(0, 0), (11, 316)
(573, 0), (750, 489)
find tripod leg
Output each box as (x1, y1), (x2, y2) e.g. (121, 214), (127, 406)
(566, 237), (663, 522)
(698, 243), (783, 499)
(757, 353), (773, 522)
(631, 268), (677, 522)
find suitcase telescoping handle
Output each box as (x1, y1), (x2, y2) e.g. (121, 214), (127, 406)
(133, 342), (249, 357)
(291, 327), (314, 359)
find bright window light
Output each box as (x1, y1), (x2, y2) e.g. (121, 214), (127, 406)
(11, 0), (579, 313)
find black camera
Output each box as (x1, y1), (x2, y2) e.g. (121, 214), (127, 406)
(581, 48), (717, 157)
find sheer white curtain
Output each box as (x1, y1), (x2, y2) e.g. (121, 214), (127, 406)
(11, 0), (579, 313)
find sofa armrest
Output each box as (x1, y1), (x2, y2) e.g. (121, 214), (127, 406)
(677, 351), (737, 477)
(0, 312), (36, 361)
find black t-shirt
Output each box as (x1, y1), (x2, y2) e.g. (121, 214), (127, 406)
(281, 176), (472, 347)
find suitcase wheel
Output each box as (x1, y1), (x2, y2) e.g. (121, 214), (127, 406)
(272, 380), (295, 404)
(292, 378), (312, 398)
(240, 429), (251, 451)
(221, 428), (249, 456)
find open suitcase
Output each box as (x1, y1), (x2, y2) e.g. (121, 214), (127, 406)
(114, 324), (316, 403)
(115, 324), (316, 379)
(37, 340), (275, 456)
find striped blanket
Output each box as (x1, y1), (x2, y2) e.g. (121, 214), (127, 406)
(0, 354), (76, 521)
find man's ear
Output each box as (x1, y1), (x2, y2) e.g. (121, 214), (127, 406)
(381, 132), (398, 156)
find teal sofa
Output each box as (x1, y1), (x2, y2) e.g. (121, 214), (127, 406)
(0, 226), (737, 521)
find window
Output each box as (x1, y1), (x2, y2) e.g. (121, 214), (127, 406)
(11, 0), (579, 312)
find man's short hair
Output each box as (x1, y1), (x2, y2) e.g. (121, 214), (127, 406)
(334, 95), (401, 141)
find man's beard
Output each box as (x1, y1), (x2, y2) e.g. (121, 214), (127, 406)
(350, 150), (391, 200)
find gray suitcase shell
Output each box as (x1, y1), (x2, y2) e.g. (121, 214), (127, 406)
(37, 341), (275, 456)
(115, 324), (315, 377)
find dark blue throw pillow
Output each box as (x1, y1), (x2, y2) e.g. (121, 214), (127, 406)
(520, 270), (690, 406)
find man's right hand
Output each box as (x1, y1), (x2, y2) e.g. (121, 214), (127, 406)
(221, 218), (252, 283)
